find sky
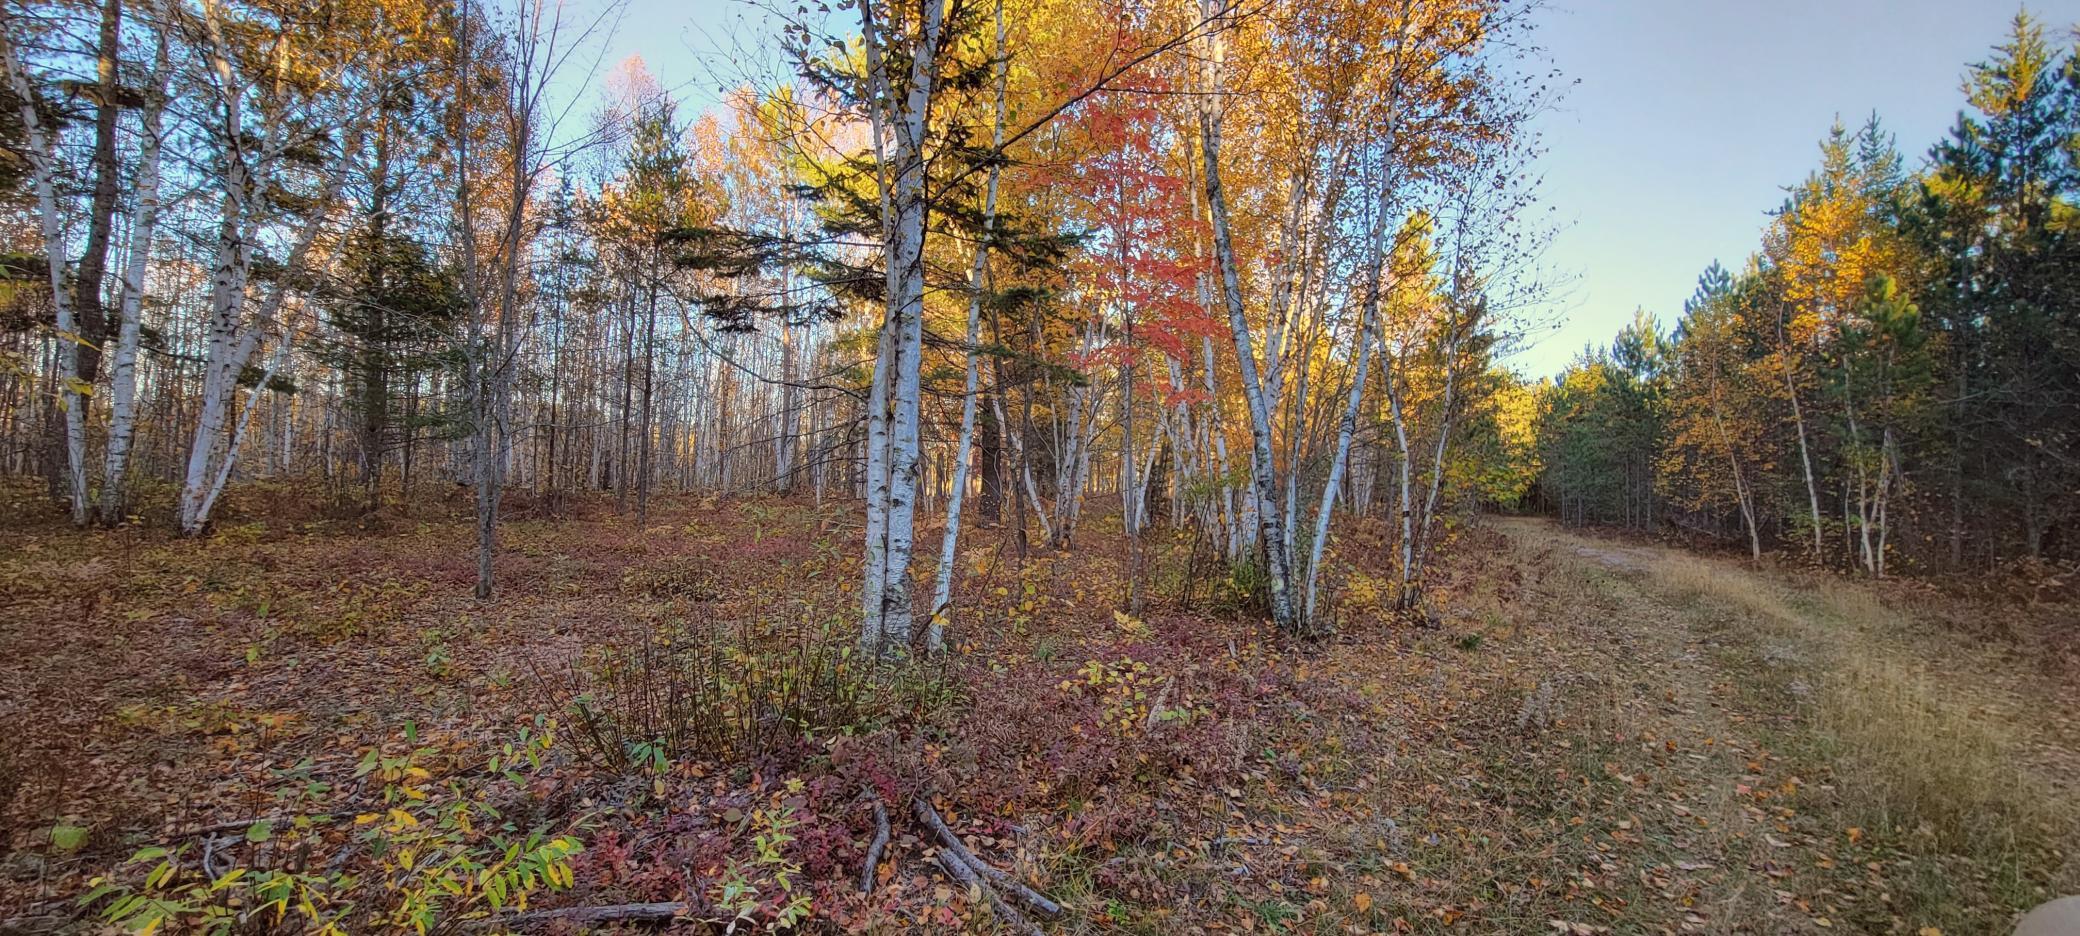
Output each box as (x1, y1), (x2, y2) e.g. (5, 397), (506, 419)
(1516, 0), (2080, 377)
(558, 0), (2080, 379)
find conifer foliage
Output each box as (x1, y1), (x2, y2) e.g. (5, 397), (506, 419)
(1533, 15), (2080, 573)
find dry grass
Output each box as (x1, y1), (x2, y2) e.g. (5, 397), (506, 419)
(1489, 516), (2080, 930)
(1820, 656), (2055, 859)
(1639, 542), (2079, 921)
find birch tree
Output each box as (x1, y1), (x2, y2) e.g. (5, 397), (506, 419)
(853, 0), (947, 654)
(1190, 0), (1299, 630)
(0, 14), (90, 525)
(926, 0), (1007, 645)
(100, 23), (171, 525)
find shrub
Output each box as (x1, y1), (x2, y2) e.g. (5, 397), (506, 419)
(81, 722), (579, 935)
(1215, 556), (1272, 618)
(537, 600), (948, 771)
(618, 558), (722, 602)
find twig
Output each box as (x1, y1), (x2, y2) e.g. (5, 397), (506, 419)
(200, 833), (230, 883)
(165, 816), (286, 840)
(933, 851), (1040, 936)
(859, 792), (891, 895)
(471, 902), (690, 928)
(912, 799), (1062, 918)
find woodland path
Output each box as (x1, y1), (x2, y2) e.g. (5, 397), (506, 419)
(1434, 517), (2078, 935)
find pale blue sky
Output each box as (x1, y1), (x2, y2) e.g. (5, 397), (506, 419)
(561, 0), (2080, 378)
(1517, 0), (2080, 376)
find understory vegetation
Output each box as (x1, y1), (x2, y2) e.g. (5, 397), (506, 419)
(2, 0), (2075, 932)
(1, 490), (2072, 933)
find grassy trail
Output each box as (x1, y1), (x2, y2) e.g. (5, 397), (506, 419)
(1452, 518), (2077, 935)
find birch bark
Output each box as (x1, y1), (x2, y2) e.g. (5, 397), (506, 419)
(1, 24), (89, 525)
(101, 54), (164, 523)
(927, 0), (1007, 646)
(179, 119), (362, 535)
(1197, 0), (1299, 631)
(1301, 186), (1391, 624)
(857, 0), (944, 654)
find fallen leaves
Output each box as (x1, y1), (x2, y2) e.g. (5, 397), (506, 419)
(5, 501), (2068, 935)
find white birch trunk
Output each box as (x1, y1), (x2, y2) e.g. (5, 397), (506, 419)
(1200, 334), (1239, 559)
(857, 0), (943, 654)
(195, 308), (308, 524)
(2, 27), (89, 525)
(1386, 365), (1417, 603)
(179, 124), (359, 535)
(179, 1), (260, 534)
(101, 34), (169, 525)
(1708, 367), (1763, 560)
(1780, 344), (1825, 558)
(1408, 319), (1462, 591)
(926, 0), (1007, 646)
(1301, 192), (1390, 624)
(1198, 0), (1299, 630)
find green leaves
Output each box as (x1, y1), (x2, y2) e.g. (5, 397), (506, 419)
(49, 821), (90, 852)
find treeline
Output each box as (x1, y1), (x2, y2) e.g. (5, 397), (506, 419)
(1531, 14), (2079, 574)
(0, 0), (836, 541)
(1, 0), (1556, 645)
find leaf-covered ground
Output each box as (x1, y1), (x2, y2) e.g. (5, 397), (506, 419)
(1, 489), (2073, 933)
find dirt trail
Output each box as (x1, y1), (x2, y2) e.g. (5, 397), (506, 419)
(1559, 539), (1653, 572)
(1510, 516), (2080, 796)
(1479, 516), (2077, 935)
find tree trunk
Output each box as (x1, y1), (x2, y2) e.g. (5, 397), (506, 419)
(616, 286), (635, 512)
(1407, 312), (1464, 592)
(101, 31), (168, 525)
(180, 128), (359, 535)
(1781, 343), (1824, 559)
(857, 0), (943, 655)
(926, 0), (1006, 647)
(1709, 372), (1762, 561)
(1386, 370), (1418, 602)
(1198, 0), (1299, 632)
(1302, 184), (1389, 625)
(72, 0), (124, 389)
(977, 394), (1003, 524)
(637, 272), (658, 520)
(2, 25), (90, 525)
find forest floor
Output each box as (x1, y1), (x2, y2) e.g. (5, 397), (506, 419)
(0, 484), (2075, 934)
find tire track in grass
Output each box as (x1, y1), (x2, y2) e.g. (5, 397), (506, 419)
(1498, 517), (2077, 935)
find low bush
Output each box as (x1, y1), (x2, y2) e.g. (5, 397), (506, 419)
(618, 558), (723, 602)
(536, 599), (956, 772)
(81, 722), (579, 935)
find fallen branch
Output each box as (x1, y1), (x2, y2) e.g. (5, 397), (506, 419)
(912, 798), (1062, 918)
(859, 792), (890, 895)
(0, 911), (81, 935)
(165, 816), (289, 840)
(200, 832), (229, 882)
(472, 902), (690, 928)
(933, 850), (1040, 936)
